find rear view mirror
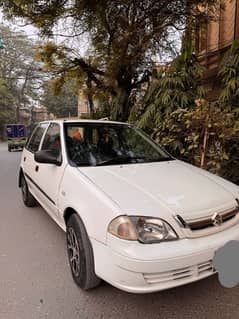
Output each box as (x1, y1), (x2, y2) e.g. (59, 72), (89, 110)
(34, 150), (61, 166)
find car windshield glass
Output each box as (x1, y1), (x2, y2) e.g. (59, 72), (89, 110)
(64, 123), (173, 167)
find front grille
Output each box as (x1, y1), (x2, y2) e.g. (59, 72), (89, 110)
(186, 208), (239, 231)
(143, 260), (214, 286)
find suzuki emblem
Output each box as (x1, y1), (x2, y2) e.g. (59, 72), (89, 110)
(211, 213), (223, 227)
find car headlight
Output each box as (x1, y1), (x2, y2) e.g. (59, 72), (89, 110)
(108, 216), (178, 244)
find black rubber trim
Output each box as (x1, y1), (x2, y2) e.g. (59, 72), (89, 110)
(24, 172), (56, 206)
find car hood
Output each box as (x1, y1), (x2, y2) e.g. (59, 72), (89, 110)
(79, 160), (238, 219)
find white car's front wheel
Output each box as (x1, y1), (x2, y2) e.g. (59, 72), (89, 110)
(66, 214), (101, 290)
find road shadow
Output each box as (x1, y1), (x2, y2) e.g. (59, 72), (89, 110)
(79, 274), (237, 319)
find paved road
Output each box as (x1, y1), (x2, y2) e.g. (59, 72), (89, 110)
(1, 142), (239, 319)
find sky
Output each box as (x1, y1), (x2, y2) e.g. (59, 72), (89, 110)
(0, 9), (89, 56)
(0, 8), (180, 62)
(0, 10), (39, 40)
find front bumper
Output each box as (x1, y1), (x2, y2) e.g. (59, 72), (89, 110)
(91, 221), (239, 293)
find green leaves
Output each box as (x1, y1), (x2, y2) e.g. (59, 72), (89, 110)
(153, 104), (238, 178)
(0, 24), (43, 107)
(134, 37), (239, 185)
(219, 40), (239, 110)
(0, 80), (16, 138)
(136, 40), (206, 130)
(41, 81), (78, 118)
(0, 25), (49, 138)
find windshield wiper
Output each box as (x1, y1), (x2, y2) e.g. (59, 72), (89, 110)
(96, 155), (146, 166)
(144, 157), (174, 163)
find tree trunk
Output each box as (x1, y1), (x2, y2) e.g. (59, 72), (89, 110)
(112, 66), (134, 121)
(111, 88), (131, 122)
(114, 70), (132, 121)
(200, 112), (210, 168)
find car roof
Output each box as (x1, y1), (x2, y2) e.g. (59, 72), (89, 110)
(39, 119), (131, 126)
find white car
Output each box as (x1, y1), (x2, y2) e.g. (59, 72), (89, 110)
(19, 120), (239, 293)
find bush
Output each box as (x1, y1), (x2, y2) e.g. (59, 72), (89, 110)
(153, 102), (239, 184)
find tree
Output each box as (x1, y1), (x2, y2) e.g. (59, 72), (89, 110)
(135, 39), (205, 130)
(41, 81), (78, 118)
(0, 79), (16, 138)
(136, 38), (239, 185)
(219, 39), (239, 117)
(217, 40), (239, 184)
(153, 102), (239, 183)
(0, 24), (43, 108)
(0, 0), (219, 121)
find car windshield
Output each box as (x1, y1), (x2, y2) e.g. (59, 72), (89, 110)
(64, 123), (173, 167)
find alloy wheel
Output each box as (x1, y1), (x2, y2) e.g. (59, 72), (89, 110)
(67, 227), (80, 277)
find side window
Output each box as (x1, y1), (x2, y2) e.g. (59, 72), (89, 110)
(26, 123), (48, 153)
(41, 123), (61, 156)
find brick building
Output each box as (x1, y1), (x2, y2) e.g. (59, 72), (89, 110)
(195, 0), (239, 100)
(77, 89), (100, 117)
(77, 90), (90, 116)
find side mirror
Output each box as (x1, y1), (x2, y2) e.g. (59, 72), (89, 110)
(34, 150), (61, 166)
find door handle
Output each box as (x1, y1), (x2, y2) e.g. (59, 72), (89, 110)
(35, 165), (39, 172)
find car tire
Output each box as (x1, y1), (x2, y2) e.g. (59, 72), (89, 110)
(66, 214), (101, 290)
(21, 174), (37, 207)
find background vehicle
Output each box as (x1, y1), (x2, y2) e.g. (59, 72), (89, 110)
(5, 124), (27, 152)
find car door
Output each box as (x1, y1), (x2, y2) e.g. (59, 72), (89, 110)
(21, 122), (49, 198)
(33, 122), (67, 220)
